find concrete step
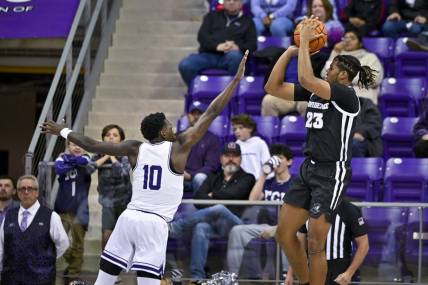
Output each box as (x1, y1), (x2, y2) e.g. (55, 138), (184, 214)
(116, 20), (201, 35)
(91, 98), (184, 114)
(87, 112), (182, 129)
(120, 7), (205, 21)
(104, 59), (179, 74)
(112, 34), (197, 48)
(99, 73), (184, 88)
(108, 46), (196, 62)
(95, 85), (187, 100)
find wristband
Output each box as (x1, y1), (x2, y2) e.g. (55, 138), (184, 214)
(60, 128), (72, 139)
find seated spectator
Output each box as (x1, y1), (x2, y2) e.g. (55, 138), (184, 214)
(353, 97), (383, 157)
(406, 31), (428, 51)
(261, 96), (307, 117)
(413, 108), (428, 157)
(382, 0), (428, 38)
(227, 144), (293, 279)
(321, 29), (384, 105)
(54, 141), (92, 279)
(0, 175), (19, 224)
(87, 124), (132, 249)
(306, 0), (344, 46)
(168, 142), (255, 283)
(178, 0), (257, 87)
(0, 175), (69, 285)
(182, 101), (221, 193)
(344, 0), (382, 36)
(251, 0), (297, 37)
(232, 114), (270, 179)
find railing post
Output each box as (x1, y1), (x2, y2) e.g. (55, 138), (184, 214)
(417, 206), (423, 283)
(24, 152), (33, 175)
(275, 203), (281, 284)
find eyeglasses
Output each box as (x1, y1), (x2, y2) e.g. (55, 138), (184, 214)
(17, 186), (37, 193)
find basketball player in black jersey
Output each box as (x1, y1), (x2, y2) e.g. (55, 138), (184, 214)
(265, 16), (377, 285)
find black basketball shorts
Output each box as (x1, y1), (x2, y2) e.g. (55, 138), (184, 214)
(283, 158), (352, 222)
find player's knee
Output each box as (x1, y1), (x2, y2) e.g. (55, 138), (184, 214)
(100, 258), (123, 276)
(307, 234), (325, 256)
(137, 270), (161, 280)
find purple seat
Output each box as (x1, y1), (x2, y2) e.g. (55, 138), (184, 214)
(362, 207), (407, 266)
(395, 37), (428, 79)
(384, 158), (428, 202)
(257, 36), (291, 50)
(279, 116), (306, 156)
(237, 76), (265, 115)
(226, 116), (278, 145)
(177, 115), (229, 144)
(176, 115), (190, 133)
(200, 69), (229, 76)
(378, 77), (426, 117)
(348, 158), (384, 201)
(381, 117), (418, 158)
(289, 156), (305, 177)
(362, 37), (395, 76)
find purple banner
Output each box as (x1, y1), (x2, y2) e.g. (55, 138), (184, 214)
(0, 0), (80, 39)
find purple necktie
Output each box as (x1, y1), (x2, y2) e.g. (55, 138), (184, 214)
(20, 210), (30, 231)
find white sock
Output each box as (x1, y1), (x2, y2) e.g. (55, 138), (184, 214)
(137, 277), (161, 285)
(94, 270), (118, 285)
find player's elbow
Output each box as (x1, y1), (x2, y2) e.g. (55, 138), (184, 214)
(264, 82), (274, 95)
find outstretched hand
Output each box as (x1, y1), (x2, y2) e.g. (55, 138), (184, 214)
(234, 50), (249, 81)
(300, 15), (323, 44)
(40, 120), (66, 136)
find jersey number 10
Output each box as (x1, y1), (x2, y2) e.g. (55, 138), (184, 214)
(142, 165), (162, 190)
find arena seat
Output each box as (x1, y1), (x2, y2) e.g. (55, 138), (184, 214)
(381, 117), (418, 158)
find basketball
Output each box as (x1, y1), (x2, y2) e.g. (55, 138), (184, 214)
(293, 20), (328, 53)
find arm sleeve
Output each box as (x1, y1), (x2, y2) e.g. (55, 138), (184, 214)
(294, 84), (312, 101)
(330, 83), (360, 113)
(272, 0), (297, 18)
(251, 0), (267, 19)
(197, 13), (221, 52)
(193, 174), (215, 200)
(54, 155), (74, 175)
(344, 205), (368, 239)
(49, 212), (70, 258)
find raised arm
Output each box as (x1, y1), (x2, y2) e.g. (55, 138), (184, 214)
(40, 121), (141, 166)
(298, 16), (332, 100)
(264, 46), (298, 101)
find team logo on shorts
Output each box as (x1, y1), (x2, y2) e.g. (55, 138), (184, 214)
(310, 203), (321, 215)
(358, 217), (365, 226)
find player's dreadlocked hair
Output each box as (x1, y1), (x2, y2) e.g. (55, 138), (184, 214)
(140, 112), (166, 141)
(333, 55), (378, 90)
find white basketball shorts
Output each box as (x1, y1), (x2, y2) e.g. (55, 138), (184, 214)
(100, 209), (168, 277)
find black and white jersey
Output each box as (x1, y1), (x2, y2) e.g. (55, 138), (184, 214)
(300, 200), (367, 260)
(294, 83), (360, 163)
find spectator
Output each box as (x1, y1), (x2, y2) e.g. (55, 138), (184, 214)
(353, 97), (383, 157)
(54, 141), (92, 279)
(0, 175), (69, 285)
(413, 108), (428, 157)
(251, 0), (297, 37)
(405, 31), (428, 51)
(344, 0), (382, 36)
(286, 199), (369, 285)
(307, 0), (345, 46)
(0, 175), (18, 224)
(382, 0), (428, 38)
(88, 124), (132, 249)
(178, 0), (257, 87)
(169, 142), (255, 283)
(232, 114), (270, 179)
(182, 101), (221, 193)
(321, 29), (384, 105)
(227, 144), (293, 279)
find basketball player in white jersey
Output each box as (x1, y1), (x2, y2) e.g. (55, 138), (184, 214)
(41, 51), (249, 285)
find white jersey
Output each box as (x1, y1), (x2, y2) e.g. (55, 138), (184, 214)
(127, 141), (183, 222)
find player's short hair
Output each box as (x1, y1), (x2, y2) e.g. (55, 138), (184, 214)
(101, 124), (126, 141)
(231, 114), (257, 135)
(0, 175), (15, 189)
(270, 144), (293, 160)
(140, 112), (166, 141)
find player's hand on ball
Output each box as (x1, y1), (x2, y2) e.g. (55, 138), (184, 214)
(41, 120), (66, 136)
(300, 15), (324, 43)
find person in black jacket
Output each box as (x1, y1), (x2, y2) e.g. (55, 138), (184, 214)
(344, 0), (382, 36)
(382, 0), (428, 38)
(352, 97), (383, 157)
(168, 142), (255, 283)
(178, 0), (257, 87)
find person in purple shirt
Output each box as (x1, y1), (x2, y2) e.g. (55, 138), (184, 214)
(183, 101), (222, 193)
(413, 108), (428, 157)
(251, 0), (297, 37)
(0, 175), (18, 224)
